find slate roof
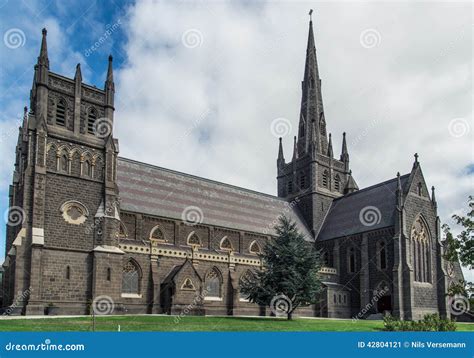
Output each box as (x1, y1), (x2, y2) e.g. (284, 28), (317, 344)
(117, 158), (312, 239)
(317, 174), (410, 241)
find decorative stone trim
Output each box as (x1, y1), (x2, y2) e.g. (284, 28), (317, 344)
(121, 293), (142, 298)
(204, 296), (222, 301)
(32, 227), (45, 245)
(118, 243), (261, 266)
(319, 266), (337, 275)
(12, 228), (26, 247)
(60, 200), (89, 225)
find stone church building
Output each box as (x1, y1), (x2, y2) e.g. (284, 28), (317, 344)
(2, 19), (459, 320)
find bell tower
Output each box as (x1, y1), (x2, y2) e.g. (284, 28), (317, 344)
(277, 13), (358, 236)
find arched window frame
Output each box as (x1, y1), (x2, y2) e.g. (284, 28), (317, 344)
(87, 107), (98, 134)
(117, 222), (128, 239)
(56, 98), (67, 126)
(249, 240), (262, 255)
(150, 226), (165, 242)
(377, 240), (388, 270)
(347, 247), (356, 273)
(204, 267), (222, 301)
(322, 170), (329, 188)
(219, 236), (233, 251)
(187, 232), (202, 247)
(121, 259), (142, 297)
(106, 267), (112, 281)
(334, 174), (341, 192)
(411, 215), (432, 283)
(239, 270), (254, 301)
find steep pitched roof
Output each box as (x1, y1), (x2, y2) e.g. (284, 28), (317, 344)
(317, 174), (410, 241)
(117, 158), (312, 239)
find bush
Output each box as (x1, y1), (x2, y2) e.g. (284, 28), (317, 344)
(383, 314), (456, 331)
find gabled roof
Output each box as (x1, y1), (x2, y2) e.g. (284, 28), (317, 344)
(117, 158), (312, 239)
(317, 174), (410, 241)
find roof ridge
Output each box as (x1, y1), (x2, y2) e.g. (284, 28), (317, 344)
(118, 156), (289, 202)
(333, 173), (410, 201)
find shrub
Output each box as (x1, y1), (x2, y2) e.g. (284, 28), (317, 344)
(383, 314), (456, 331)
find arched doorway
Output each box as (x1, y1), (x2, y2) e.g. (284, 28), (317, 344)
(374, 281), (392, 314)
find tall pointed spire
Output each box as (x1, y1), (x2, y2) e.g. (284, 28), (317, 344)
(431, 186), (437, 209)
(38, 28), (49, 68)
(74, 63), (82, 82)
(297, 11), (327, 157)
(292, 136), (298, 161)
(327, 133), (333, 157)
(396, 172), (403, 208)
(106, 54), (114, 84)
(340, 132), (349, 161)
(277, 137), (285, 168)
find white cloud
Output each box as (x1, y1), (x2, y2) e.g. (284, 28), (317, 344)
(114, 1), (472, 280)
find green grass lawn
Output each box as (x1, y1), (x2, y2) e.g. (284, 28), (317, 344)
(0, 315), (473, 332)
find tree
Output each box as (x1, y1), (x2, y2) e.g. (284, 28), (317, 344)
(240, 216), (323, 320)
(442, 195), (474, 270)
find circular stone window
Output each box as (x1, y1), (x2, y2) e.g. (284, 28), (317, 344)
(60, 201), (89, 225)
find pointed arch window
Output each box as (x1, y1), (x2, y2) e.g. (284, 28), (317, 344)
(106, 267), (111, 281)
(187, 233), (201, 247)
(334, 175), (341, 192)
(205, 268), (222, 300)
(220, 237), (233, 251)
(348, 247), (356, 273)
(56, 99), (66, 126)
(411, 217), (431, 283)
(378, 241), (387, 270)
(287, 180), (293, 194)
(87, 108), (97, 134)
(150, 226), (165, 241)
(249, 241), (261, 255)
(239, 270), (254, 301)
(122, 260), (141, 295)
(83, 160), (92, 177)
(322, 170), (329, 188)
(117, 222), (128, 239)
(60, 154), (68, 173)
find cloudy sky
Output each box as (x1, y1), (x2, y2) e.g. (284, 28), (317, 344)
(0, 0), (472, 280)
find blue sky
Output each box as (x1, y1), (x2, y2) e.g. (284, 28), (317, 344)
(0, 0), (472, 280)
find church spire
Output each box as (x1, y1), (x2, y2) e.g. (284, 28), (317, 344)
(104, 55), (115, 121)
(431, 186), (437, 209)
(106, 54), (114, 84)
(327, 133), (333, 157)
(396, 172), (403, 208)
(277, 137), (285, 168)
(74, 63), (82, 82)
(340, 132), (349, 161)
(297, 11), (327, 157)
(292, 136), (298, 161)
(37, 28), (49, 69)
